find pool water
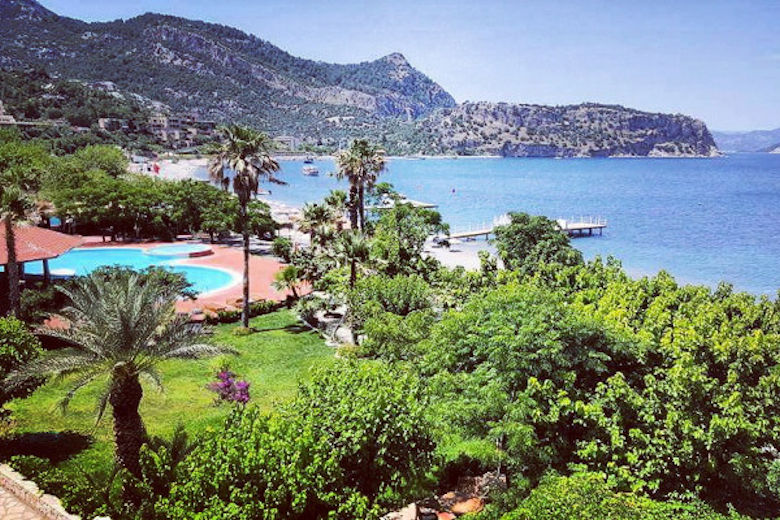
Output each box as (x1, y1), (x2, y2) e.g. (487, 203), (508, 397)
(146, 244), (213, 257)
(24, 248), (237, 296)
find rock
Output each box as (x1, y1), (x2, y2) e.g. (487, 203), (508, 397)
(381, 503), (416, 520)
(451, 498), (484, 515)
(418, 507), (439, 520)
(456, 471), (507, 498)
(437, 513), (456, 520)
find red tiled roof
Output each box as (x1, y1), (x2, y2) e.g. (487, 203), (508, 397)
(0, 225), (83, 265)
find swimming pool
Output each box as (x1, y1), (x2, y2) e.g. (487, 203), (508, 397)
(24, 247), (239, 296)
(146, 244), (214, 257)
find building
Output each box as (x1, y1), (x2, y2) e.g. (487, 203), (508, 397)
(0, 100), (17, 125)
(98, 117), (128, 131)
(274, 135), (299, 151)
(147, 112), (218, 147)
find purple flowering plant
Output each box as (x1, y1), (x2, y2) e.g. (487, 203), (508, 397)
(207, 369), (250, 405)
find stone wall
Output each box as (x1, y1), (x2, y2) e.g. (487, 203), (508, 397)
(0, 464), (90, 520)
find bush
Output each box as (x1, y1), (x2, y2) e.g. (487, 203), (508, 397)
(272, 236), (293, 263)
(159, 361), (436, 518)
(204, 300), (279, 325)
(476, 473), (747, 520)
(0, 317), (42, 417)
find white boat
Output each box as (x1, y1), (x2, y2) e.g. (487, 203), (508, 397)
(302, 165), (319, 176)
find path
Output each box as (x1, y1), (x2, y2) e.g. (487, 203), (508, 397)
(0, 486), (44, 520)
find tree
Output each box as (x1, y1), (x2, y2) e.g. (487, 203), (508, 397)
(208, 125), (282, 327)
(272, 265), (303, 302)
(0, 139), (50, 315)
(492, 212), (582, 272)
(334, 139), (386, 231)
(334, 230), (371, 289)
(5, 270), (230, 481)
(298, 202), (333, 248)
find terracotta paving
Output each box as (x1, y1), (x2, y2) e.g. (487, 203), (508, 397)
(78, 238), (292, 313)
(0, 486), (44, 520)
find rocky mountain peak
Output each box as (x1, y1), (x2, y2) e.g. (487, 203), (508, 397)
(0, 0), (58, 22)
(380, 52), (410, 67)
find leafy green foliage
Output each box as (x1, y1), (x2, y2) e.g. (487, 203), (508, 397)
(493, 212), (582, 272)
(476, 473), (747, 520)
(0, 317), (42, 417)
(160, 361), (434, 519)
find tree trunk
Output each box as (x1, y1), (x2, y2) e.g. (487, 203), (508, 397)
(4, 216), (20, 317)
(348, 184), (358, 230)
(358, 184), (365, 232)
(350, 258), (357, 289)
(42, 258), (50, 287)
(241, 201), (251, 328)
(109, 375), (147, 479)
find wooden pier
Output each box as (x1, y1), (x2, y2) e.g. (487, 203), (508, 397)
(556, 217), (607, 236)
(448, 216), (607, 241)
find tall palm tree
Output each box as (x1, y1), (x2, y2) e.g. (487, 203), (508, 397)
(298, 202), (333, 249)
(208, 125), (281, 327)
(1, 173), (35, 316)
(334, 230), (371, 289)
(5, 271), (231, 479)
(334, 139), (387, 232)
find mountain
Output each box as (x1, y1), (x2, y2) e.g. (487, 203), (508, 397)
(711, 128), (780, 152)
(400, 102), (717, 157)
(762, 143), (780, 154)
(0, 0), (718, 157)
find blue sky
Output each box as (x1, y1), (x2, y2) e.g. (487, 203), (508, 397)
(39, 0), (780, 131)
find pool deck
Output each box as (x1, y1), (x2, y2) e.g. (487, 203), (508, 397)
(79, 237), (293, 313)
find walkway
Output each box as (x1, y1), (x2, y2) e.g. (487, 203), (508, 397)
(0, 486), (44, 520)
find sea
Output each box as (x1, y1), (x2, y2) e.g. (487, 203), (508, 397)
(197, 153), (780, 296)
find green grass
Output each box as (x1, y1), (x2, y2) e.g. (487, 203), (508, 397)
(6, 310), (334, 472)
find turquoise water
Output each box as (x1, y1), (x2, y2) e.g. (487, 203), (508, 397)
(147, 244), (213, 257)
(197, 154), (780, 295)
(24, 248), (237, 295)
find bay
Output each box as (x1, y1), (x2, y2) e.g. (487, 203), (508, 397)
(198, 153), (780, 295)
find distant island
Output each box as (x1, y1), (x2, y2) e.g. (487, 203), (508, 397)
(0, 0), (718, 157)
(711, 128), (780, 152)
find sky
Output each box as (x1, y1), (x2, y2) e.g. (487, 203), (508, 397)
(38, 0), (780, 131)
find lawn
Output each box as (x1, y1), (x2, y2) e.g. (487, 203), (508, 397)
(5, 310), (334, 472)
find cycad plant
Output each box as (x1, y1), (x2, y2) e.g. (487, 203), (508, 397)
(209, 125), (281, 327)
(6, 271), (231, 478)
(334, 139), (386, 232)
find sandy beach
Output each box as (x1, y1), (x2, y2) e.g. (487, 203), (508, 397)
(134, 157), (489, 270)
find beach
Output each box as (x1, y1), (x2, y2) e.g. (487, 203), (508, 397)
(135, 157), (488, 270)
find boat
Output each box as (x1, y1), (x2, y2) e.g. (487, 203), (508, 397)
(302, 165), (319, 176)
(303, 156), (314, 164)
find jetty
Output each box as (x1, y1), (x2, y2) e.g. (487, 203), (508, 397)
(369, 197), (438, 210)
(448, 215), (607, 241)
(556, 217), (608, 236)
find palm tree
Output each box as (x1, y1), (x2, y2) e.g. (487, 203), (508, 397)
(334, 230), (371, 289)
(272, 265), (302, 303)
(208, 125), (282, 327)
(298, 202), (333, 248)
(334, 139), (387, 232)
(1, 173), (35, 316)
(5, 271), (231, 479)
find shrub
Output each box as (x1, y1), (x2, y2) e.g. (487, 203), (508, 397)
(206, 369), (250, 404)
(0, 317), (42, 418)
(159, 361), (436, 518)
(475, 473), (747, 520)
(272, 236), (293, 263)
